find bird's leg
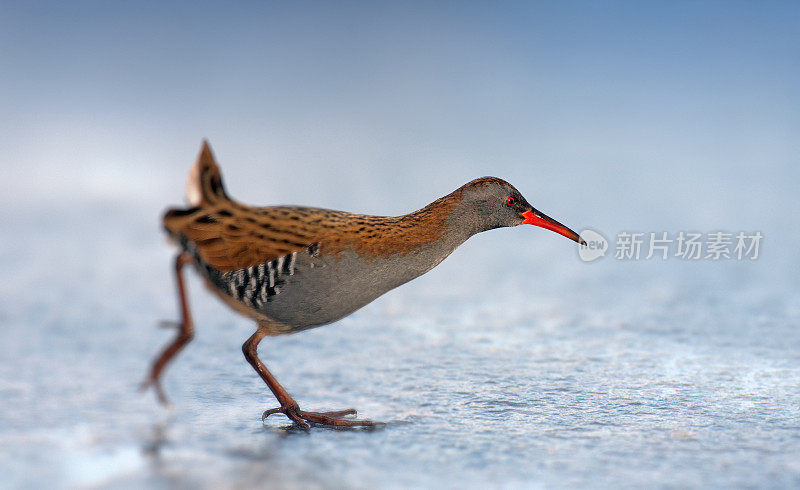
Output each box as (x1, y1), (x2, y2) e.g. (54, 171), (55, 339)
(141, 252), (195, 405)
(242, 328), (379, 429)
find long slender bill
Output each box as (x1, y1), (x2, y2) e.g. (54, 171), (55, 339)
(522, 209), (586, 245)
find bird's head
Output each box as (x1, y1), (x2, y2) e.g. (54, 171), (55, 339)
(455, 177), (585, 245)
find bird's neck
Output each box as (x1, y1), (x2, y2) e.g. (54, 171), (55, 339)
(345, 188), (481, 262)
(376, 191), (477, 266)
(401, 188), (490, 241)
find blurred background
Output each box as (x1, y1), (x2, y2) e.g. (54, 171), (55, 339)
(1, 1), (799, 488)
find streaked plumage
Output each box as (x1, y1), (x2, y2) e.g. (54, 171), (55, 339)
(143, 141), (583, 429)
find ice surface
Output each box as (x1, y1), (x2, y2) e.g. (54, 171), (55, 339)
(1, 202), (798, 489)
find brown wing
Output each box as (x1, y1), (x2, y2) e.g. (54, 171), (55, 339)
(163, 141), (457, 271)
(164, 141), (352, 271)
(164, 203), (327, 272)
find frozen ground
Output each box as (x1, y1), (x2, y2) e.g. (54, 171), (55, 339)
(1, 202), (799, 489)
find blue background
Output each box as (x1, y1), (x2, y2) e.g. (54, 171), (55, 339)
(2, 2), (799, 488)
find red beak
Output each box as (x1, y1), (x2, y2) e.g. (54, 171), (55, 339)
(522, 209), (585, 245)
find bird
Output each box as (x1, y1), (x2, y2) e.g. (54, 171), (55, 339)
(142, 141), (584, 429)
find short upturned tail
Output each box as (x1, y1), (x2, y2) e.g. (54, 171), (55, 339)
(163, 140), (230, 238)
(187, 139), (229, 206)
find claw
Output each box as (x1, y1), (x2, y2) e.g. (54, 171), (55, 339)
(261, 407), (284, 421)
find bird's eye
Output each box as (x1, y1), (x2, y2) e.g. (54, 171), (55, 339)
(506, 197), (516, 207)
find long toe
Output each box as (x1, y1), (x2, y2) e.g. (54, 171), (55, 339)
(318, 409), (357, 417)
(297, 410), (380, 427)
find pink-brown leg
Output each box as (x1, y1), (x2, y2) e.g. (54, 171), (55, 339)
(141, 252), (195, 405)
(243, 328), (380, 429)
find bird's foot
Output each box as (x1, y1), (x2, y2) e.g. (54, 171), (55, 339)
(138, 376), (171, 406)
(262, 405), (381, 429)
